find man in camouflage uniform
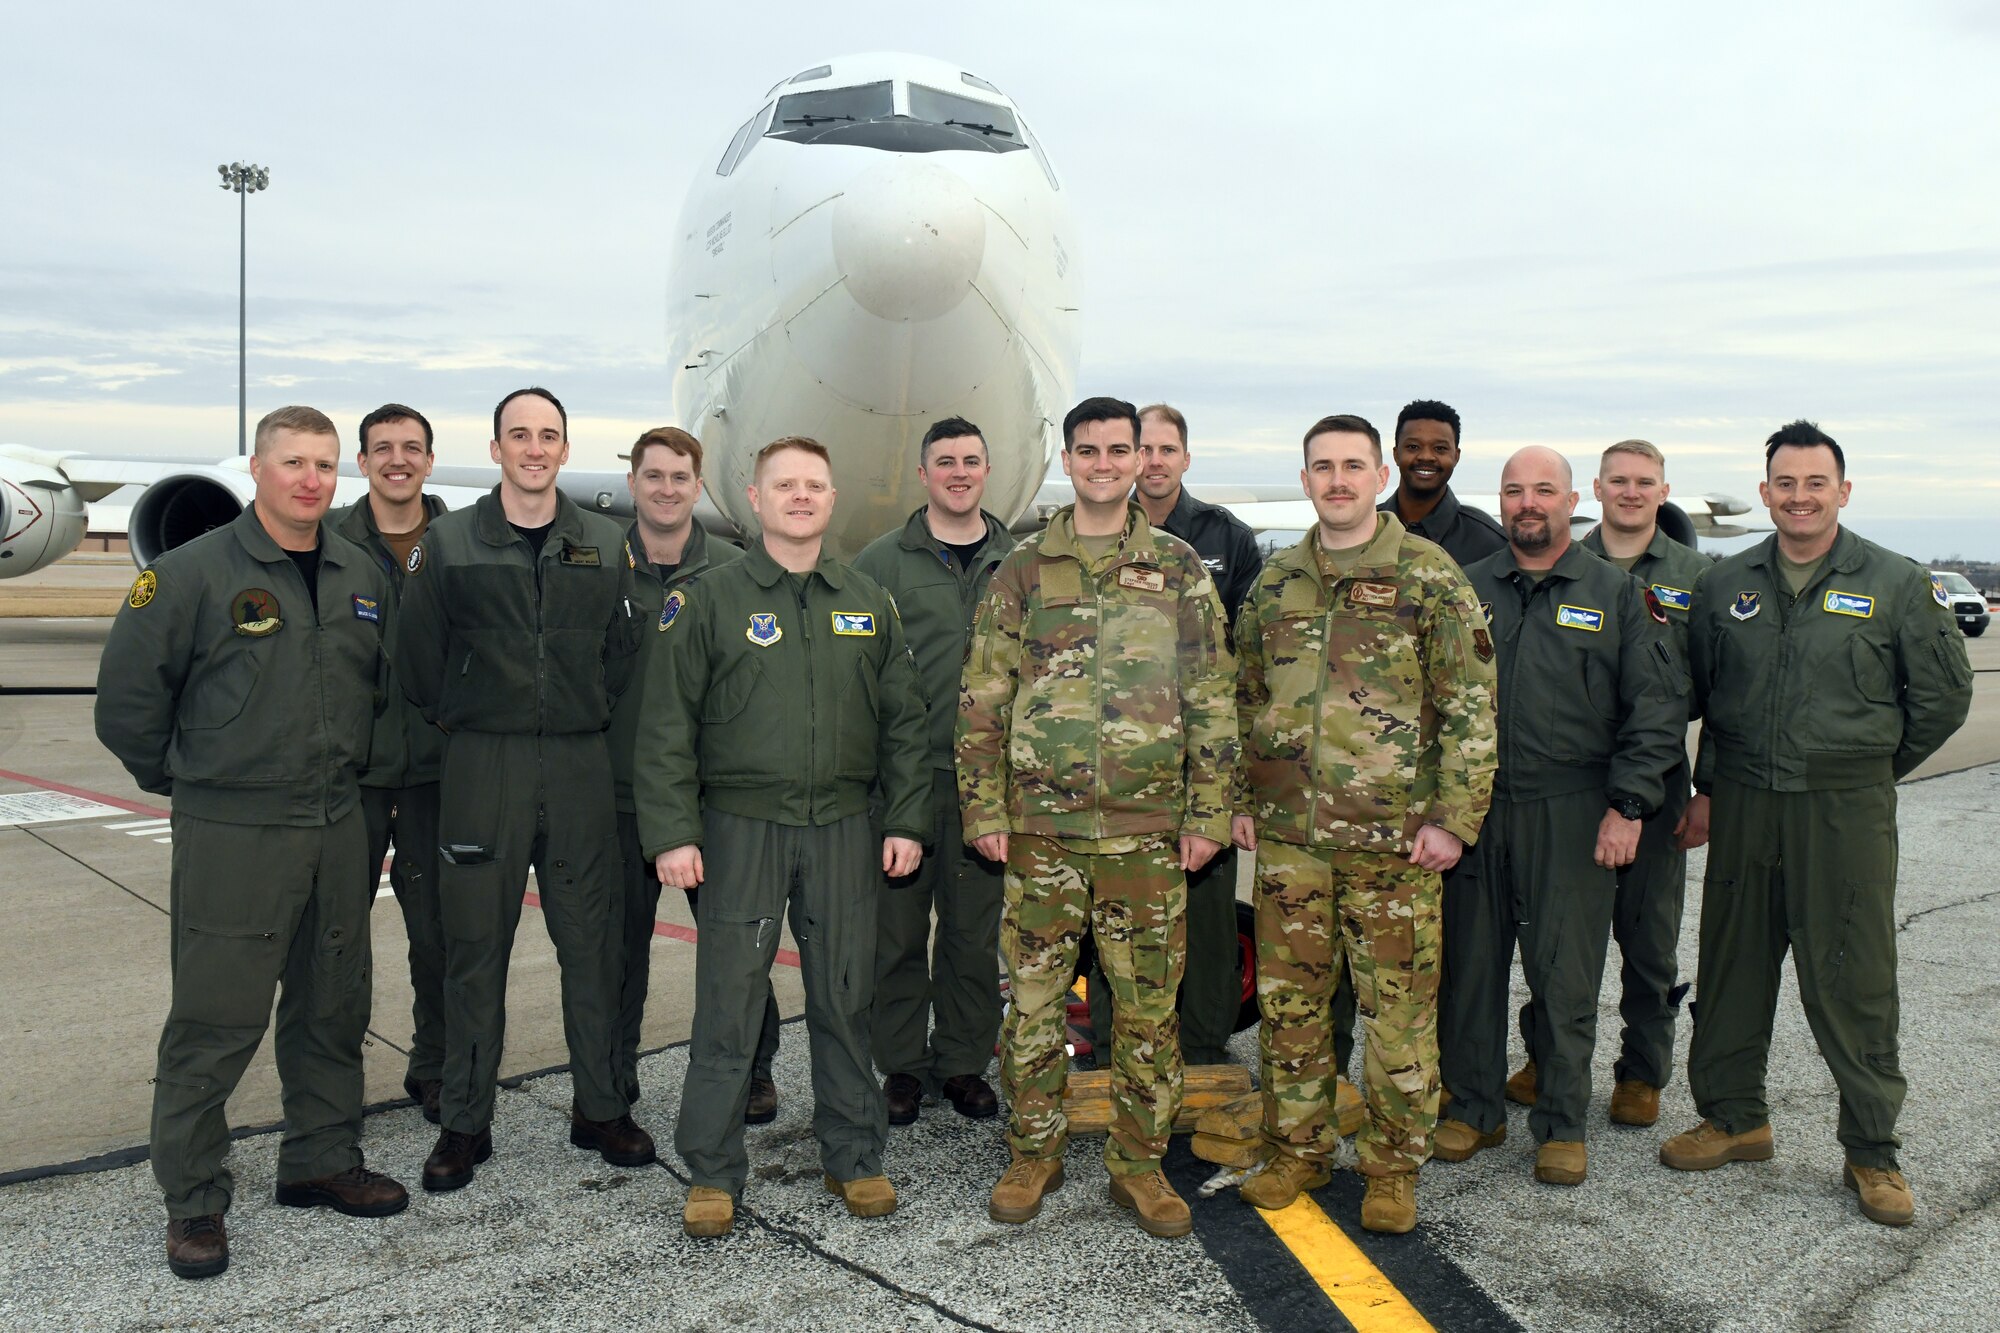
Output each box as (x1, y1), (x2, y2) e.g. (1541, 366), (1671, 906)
(959, 396), (1236, 1240)
(1232, 414), (1496, 1233)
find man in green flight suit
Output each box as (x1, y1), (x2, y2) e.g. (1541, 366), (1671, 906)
(636, 436), (930, 1238)
(853, 416), (1016, 1126)
(604, 426), (780, 1118)
(395, 386), (651, 1192)
(329, 402), (450, 1124)
(1661, 420), (1972, 1227)
(1232, 414), (1496, 1233)
(97, 406), (408, 1280)
(1506, 438), (1710, 1127)
(960, 396), (1237, 1240)
(1438, 446), (1686, 1186)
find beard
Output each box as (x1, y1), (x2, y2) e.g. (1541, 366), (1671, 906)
(1508, 515), (1553, 553)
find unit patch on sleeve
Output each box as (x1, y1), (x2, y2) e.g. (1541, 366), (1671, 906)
(127, 569), (157, 609)
(1347, 581), (1399, 609)
(658, 589), (684, 632)
(831, 611), (877, 636)
(352, 594), (381, 623)
(1930, 575), (1949, 609)
(1555, 604), (1604, 632)
(1650, 584), (1693, 612)
(1472, 627), (1494, 663)
(1823, 589), (1875, 619)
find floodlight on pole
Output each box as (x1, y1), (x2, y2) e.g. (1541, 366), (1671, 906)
(217, 162), (271, 456)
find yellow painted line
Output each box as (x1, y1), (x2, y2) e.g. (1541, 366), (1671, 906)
(1256, 1192), (1435, 1333)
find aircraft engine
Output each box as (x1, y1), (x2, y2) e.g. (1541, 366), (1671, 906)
(128, 468), (257, 568)
(0, 456), (90, 579)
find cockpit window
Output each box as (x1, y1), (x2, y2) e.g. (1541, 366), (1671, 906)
(765, 81), (896, 142)
(908, 84), (1020, 143)
(960, 71), (1002, 95)
(789, 65), (833, 85)
(1017, 115), (1060, 189)
(717, 102), (775, 176)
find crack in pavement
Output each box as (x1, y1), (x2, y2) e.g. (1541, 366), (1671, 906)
(1897, 887), (2000, 933)
(1812, 1157), (2000, 1333)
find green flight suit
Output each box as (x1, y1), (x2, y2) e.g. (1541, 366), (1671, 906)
(332, 492), (450, 1091)
(852, 506), (1015, 1094)
(394, 488), (641, 1134)
(1512, 526), (1710, 1091)
(1448, 543), (1686, 1144)
(1686, 528), (1972, 1169)
(634, 542), (929, 1195)
(605, 521), (776, 1104)
(95, 505), (386, 1218)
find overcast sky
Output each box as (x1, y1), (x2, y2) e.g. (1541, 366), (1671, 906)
(4, 2), (1996, 557)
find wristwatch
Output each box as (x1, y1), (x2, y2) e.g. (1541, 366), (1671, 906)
(1610, 796), (1646, 822)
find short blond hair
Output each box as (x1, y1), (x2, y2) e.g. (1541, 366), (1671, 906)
(754, 435), (831, 481)
(1601, 438), (1666, 474)
(254, 405), (339, 455)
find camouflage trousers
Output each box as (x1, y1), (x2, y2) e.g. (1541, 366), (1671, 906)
(1000, 834), (1187, 1174)
(1256, 840), (1441, 1175)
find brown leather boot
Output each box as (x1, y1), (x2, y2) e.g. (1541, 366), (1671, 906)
(683, 1186), (734, 1238)
(824, 1173), (898, 1217)
(1535, 1140), (1587, 1186)
(165, 1214), (228, 1280)
(1240, 1153), (1330, 1210)
(1431, 1117), (1506, 1163)
(403, 1074), (442, 1126)
(942, 1073), (999, 1119)
(275, 1165), (410, 1217)
(1360, 1172), (1417, 1234)
(570, 1107), (656, 1167)
(1609, 1080), (1661, 1127)
(883, 1073), (922, 1127)
(744, 1076), (779, 1125)
(422, 1128), (492, 1192)
(1658, 1120), (1774, 1172)
(1505, 1061), (1538, 1106)
(989, 1154), (1066, 1223)
(1844, 1162), (1915, 1226)
(1109, 1168), (1192, 1238)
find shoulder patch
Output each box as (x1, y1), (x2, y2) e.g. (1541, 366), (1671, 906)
(658, 588), (684, 632)
(1823, 589), (1875, 619)
(1556, 604), (1604, 633)
(1930, 574), (1949, 609)
(1650, 583), (1693, 612)
(127, 569), (157, 609)
(626, 540), (637, 570)
(1472, 626), (1495, 663)
(406, 543), (424, 575)
(231, 587), (282, 637)
(831, 611), (876, 636)
(352, 594), (381, 623)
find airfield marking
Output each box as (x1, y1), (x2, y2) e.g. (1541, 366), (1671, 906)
(1257, 1193), (1436, 1333)
(0, 768), (167, 818)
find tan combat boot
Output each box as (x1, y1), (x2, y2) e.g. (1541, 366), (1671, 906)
(1334, 1077), (1366, 1138)
(683, 1186), (734, 1237)
(1535, 1140), (1587, 1186)
(1844, 1162), (1915, 1226)
(1360, 1172), (1417, 1234)
(1505, 1061), (1538, 1106)
(1109, 1168), (1193, 1238)
(1658, 1120), (1774, 1171)
(1431, 1117), (1506, 1163)
(988, 1154), (1066, 1224)
(1239, 1152), (1330, 1211)
(1609, 1080), (1660, 1126)
(824, 1173), (897, 1218)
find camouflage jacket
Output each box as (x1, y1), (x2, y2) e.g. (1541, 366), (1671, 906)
(957, 503), (1236, 845)
(1234, 516), (1497, 853)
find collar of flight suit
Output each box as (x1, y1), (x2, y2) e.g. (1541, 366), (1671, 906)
(1578, 521), (1679, 568)
(626, 515), (719, 578)
(894, 504), (1011, 562)
(1740, 524), (1865, 579)
(1160, 484), (1221, 539)
(1380, 482), (1466, 533)
(335, 490), (447, 550)
(740, 537), (848, 591)
(1037, 501), (1162, 566)
(1487, 538), (1598, 588)
(232, 502), (358, 570)
(470, 485), (589, 551)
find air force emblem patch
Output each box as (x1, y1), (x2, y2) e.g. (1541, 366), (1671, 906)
(746, 612), (782, 646)
(1651, 584), (1693, 612)
(1556, 604), (1604, 633)
(1823, 589), (1875, 619)
(1730, 591), (1761, 621)
(658, 589), (684, 632)
(1930, 575), (1949, 609)
(831, 611), (876, 636)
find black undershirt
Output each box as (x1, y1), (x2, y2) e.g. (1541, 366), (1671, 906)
(941, 538), (985, 570)
(512, 520), (555, 557)
(286, 543), (321, 612)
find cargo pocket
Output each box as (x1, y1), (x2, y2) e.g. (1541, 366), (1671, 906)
(174, 920), (283, 1027)
(1849, 637), (1895, 705)
(312, 918), (370, 1019)
(180, 652), (261, 730)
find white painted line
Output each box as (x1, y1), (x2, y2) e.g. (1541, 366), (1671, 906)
(105, 817), (171, 831)
(153, 836), (172, 844)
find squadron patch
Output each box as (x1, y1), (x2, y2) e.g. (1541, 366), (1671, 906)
(1117, 566), (1166, 593)
(352, 594), (381, 623)
(559, 544), (601, 567)
(1348, 581), (1399, 609)
(1651, 583), (1693, 612)
(231, 588), (282, 637)
(1730, 591), (1761, 621)
(1931, 574), (1949, 608)
(1823, 589), (1875, 619)
(746, 612), (782, 647)
(831, 611), (876, 636)
(1478, 601), (1493, 624)
(1556, 604), (1604, 633)
(406, 544), (424, 575)
(1472, 626), (1494, 663)
(1643, 586), (1670, 626)
(127, 569), (157, 609)
(658, 589), (684, 632)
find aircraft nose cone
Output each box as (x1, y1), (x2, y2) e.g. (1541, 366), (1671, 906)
(832, 159), (985, 322)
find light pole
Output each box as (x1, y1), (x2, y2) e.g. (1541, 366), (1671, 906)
(217, 162), (270, 456)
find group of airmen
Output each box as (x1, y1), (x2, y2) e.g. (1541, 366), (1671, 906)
(94, 388), (1974, 1280)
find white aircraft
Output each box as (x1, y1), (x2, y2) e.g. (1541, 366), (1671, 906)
(0, 50), (1750, 578)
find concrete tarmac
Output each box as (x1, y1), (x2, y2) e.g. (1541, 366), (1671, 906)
(2, 610), (1997, 1330)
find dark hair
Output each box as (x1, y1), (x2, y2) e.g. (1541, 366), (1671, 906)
(1062, 396), (1140, 450)
(629, 426), (703, 476)
(358, 403), (434, 454)
(1302, 413), (1382, 462)
(1395, 399), (1461, 446)
(1137, 403), (1188, 445)
(920, 416), (985, 466)
(493, 386), (567, 441)
(1764, 419), (1845, 478)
